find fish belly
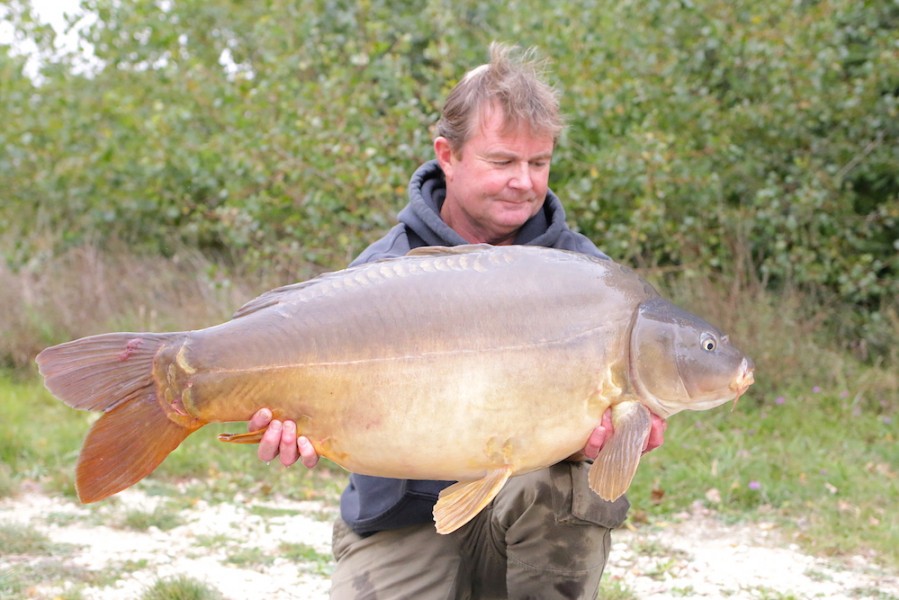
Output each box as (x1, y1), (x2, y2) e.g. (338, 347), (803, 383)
(180, 332), (607, 481)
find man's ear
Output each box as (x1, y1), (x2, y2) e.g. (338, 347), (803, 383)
(433, 136), (455, 179)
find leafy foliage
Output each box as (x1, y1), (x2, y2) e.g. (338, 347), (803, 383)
(0, 0), (896, 357)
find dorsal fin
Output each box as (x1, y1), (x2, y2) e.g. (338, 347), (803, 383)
(231, 262), (376, 319)
(231, 278), (325, 319)
(234, 245), (495, 320)
(406, 244), (493, 257)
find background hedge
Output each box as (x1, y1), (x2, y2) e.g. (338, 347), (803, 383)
(1, 0), (896, 357)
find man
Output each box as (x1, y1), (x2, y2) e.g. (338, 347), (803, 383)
(249, 42), (666, 599)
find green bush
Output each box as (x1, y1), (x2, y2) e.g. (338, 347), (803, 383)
(1, 0), (896, 358)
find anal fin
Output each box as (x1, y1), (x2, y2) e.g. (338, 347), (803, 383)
(218, 429), (266, 444)
(588, 401), (652, 501)
(433, 466), (512, 534)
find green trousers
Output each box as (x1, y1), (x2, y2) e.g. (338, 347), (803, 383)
(330, 462), (628, 600)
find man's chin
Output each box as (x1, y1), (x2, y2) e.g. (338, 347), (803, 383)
(495, 208), (539, 228)
(495, 197), (540, 214)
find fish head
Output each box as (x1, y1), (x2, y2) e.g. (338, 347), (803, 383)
(628, 297), (755, 418)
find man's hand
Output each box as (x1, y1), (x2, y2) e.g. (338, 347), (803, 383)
(249, 408), (319, 468)
(249, 404), (664, 469)
(644, 412), (667, 454)
(578, 408), (668, 461)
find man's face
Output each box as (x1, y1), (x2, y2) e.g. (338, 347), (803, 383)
(435, 103), (554, 245)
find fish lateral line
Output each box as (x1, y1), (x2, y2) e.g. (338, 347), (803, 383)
(192, 332), (604, 375)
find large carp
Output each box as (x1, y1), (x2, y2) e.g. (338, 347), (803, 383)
(37, 245), (754, 534)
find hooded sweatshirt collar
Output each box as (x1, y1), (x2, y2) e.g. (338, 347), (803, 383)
(398, 160), (571, 249)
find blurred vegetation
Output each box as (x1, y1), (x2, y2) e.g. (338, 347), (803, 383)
(0, 0), (895, 525)
(0, 0), (896, 368)
(1, 0), (896, 586)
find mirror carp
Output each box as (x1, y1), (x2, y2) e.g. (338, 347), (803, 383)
(37, 245), (754, 534)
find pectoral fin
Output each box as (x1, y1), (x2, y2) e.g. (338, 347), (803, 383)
(588, 401), (652, 501)
(433, 466), (512, 534)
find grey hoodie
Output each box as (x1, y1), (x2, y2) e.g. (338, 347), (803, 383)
(339, 160), (624, 535)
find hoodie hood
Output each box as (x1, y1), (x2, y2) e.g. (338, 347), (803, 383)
(398, 160), (573, 248)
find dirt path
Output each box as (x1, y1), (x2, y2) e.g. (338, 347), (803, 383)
(2, 488), (897, 599)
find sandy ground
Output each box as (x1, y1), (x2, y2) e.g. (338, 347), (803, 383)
(2, 488), (897, 599)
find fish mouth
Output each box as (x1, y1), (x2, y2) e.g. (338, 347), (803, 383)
(729, 357), (755, 409)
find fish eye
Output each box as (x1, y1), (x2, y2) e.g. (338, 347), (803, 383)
(700, 333), (717, 352)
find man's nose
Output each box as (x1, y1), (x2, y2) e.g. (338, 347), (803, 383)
(509, 162), (533, 190)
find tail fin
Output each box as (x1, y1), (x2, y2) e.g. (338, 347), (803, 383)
(37, 332), (170, 412)
(36, 332), (201, 502)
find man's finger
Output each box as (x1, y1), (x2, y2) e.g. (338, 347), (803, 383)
(643, 414), (668, 453)
(279, 420), (299, 467)
(601, 409), (613, 431)
(248, 407), (273, 432)
(257, 419), (282, 462)
(583, 426), (607, 460)
(298, 436), (320, 469)
(583, 408), (614, 459)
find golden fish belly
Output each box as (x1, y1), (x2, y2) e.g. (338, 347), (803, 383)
(178, 331), (610, 482)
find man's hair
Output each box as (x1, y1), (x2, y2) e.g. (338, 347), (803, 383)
(436, 42), (565, 155)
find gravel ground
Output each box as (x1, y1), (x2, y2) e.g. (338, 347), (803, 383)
(2, 488), (897, 599)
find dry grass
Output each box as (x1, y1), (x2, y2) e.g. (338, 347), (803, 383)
(0, 242), (317, 371)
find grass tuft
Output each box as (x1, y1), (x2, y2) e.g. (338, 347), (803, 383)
(279, 541), (333, 575)
(140, 576), (225, 600)
(0, 522), (57, 556)
(597, 578), (638, 600)
(118, 506), (185, 532)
